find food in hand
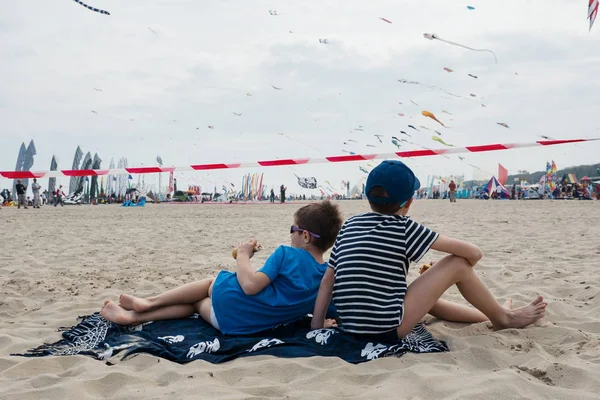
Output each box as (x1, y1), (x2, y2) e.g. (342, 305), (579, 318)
(419, 263), (432, 274)
(232, 244), (262, 259)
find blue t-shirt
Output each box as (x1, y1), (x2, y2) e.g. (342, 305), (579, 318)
(211, 245), (334, 335)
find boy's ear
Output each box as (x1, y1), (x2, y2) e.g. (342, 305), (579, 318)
(403, 197), (414, 209)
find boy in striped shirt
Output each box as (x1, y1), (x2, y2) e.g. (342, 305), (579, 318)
(312, 160), (547, 338)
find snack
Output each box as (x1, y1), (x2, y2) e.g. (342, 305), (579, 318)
(419, 263), (432, 274)
(232, 244), (262, 259)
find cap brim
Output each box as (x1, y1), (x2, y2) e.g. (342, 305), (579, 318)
(414, 177), (421, 191)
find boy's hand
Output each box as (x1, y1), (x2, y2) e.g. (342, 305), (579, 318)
(323, 319), (338, 328)
(236, 239), (259, 259)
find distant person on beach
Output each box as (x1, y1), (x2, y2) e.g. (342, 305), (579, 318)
(15, 180), (28, 209)
(448, 180), (457, 203)
(270, 189), (275, 203)
(280, 185), (287, 203)
(54, 186), (65, 207)
(31, 178), (41, 209)
(312, 160), (547, 338)
(100, 201), (343, 334)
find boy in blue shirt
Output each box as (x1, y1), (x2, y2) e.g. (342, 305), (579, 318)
(312, 160), (547, 338)
(101, 200), (343, 334)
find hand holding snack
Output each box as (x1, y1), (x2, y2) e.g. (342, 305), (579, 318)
(419, 260), (436, 274)
(232, 239), (263, 259)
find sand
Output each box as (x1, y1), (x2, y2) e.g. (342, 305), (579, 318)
(1, 199), (599, 399)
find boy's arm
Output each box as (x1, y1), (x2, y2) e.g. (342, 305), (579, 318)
(235, 254), (272, 295)
(430, 235), (483, 266)
(311, 267), (335, 329)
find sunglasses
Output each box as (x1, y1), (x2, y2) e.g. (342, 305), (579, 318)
(290, 225), (321, 238)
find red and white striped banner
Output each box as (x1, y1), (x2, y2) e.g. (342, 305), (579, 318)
(0, 138), (597, 179)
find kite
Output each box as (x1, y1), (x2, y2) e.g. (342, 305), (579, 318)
(443, 67), (454, 73)
(589, 0), (598, 31)
(398, 79), (475, 101)
(148, 27), (158, 34)
(354, 126), (364, 131)
(271, 85), (283, 90)
(497, 122), (509, 128)
(432, 136), (453, 146)
(423, 33), (497, 63)
(246, 93), (253, 96)
(73, 0), (110, 15)
(408, 125), (419, 131)
(380, 17), (392, 24)
(347, 139), (358, 143)
(398, 113), (405, 117)
(420, 125), (432, 131)
(91, 110), (98, 114)
(469, 93), (477, 97)
(319, 39), (329, 44)
(467, 6), (475, 10)
(400, 131), (411, 137)
(422, 110), (445, 127)
(233, 112), (242, 116)
(208, 125), (214, 129)
(434, 131), (442, 136)
(391, 139), (402, 149)
(359, 166), (369, 174)
(93, 88), (102, 92)
(269, 10), (278, 16)
(366, 144), (377, 148)
(342, 150), (356, 155)
(458, 156), (465, 161)
(374, 134), (384, 143)
(468, 74), (478, 79)
(296, 176), (317, 189)
(442, 110), (452, 115)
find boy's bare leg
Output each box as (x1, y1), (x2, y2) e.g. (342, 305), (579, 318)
(398, 255), (547, 338)
(101, 301), (196, 325)
(428, 298), (513, 323)
(119, 278), (214, 312)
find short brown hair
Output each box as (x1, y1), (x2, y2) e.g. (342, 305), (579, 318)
(367, 186), (402, 215)
(294, 200), (343, 251)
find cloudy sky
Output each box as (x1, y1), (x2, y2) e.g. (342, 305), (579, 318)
(1, 0), (599, 194)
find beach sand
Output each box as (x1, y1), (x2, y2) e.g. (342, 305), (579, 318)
(1, 199), (599, 399)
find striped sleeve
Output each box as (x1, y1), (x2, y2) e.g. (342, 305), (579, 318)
(404, 219), (439, 263)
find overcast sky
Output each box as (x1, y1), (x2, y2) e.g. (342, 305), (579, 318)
(1, 0), (599, 194)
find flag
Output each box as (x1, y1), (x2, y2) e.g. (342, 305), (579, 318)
(498, 164), (508, 186)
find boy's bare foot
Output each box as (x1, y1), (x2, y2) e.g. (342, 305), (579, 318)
(119, 294), (152, 312)
(494, 296), (547, 330)
(100, 301), (138, 325)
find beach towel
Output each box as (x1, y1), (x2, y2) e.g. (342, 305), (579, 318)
(14, 314), (448, 364)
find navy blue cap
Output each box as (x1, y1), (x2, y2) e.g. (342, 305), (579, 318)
(365, 160), (420, 205)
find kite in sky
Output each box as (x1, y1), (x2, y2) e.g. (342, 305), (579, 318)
(374, 134), (383, 143)
(73, 0), (110, 15)
(271, 85), (283, 90)
(432, 136), (453, 146)
(423, 33), (497, 63)
(590, 0), (598, 31)
(468, 74), (478, 79)
(233, 112), (242, 116)
(269, 10), (278, 16)
(380, 17), (392, 24)
(467, 6), (475, 10)
(408, 125), (419, 131)
(443, 67), (453, 72)
(422, 110), (445, 127)
(296, 176), (317, 189)
(497, 122), (510, 128)
(319, 39), (329, 44)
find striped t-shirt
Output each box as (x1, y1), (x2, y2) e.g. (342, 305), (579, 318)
(329, 212), (439, 334)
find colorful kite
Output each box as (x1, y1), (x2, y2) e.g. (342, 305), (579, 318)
(73, 0), (110, 15)
(590, 0), (598, 31)
(467, 6), (475, 10)
(422, 111), (445, 127)
(443, 67), (454, 72)
(423, 33), (497, 63)
(432, 136), (453, 146)
(380, 17), (392, 24)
